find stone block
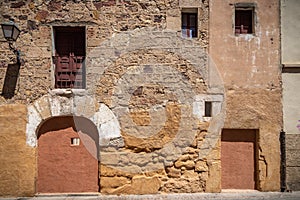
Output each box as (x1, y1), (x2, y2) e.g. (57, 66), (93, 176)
(113, 176), (161, 194)
(94, 104), (121, 145)
(26, 105), (41, 147)
(178, 154), (192, 162)
(11, 1), (25, 8)
(286, 167), (300, 191)
(174, 160), (195, 170)
(285, 134), (300, 191)
(49, 95), (73, 116)
(167, 9), (181, 17)
(182, 170), (199, 179)
(34, 95), (51, 120)
(100, 152), (121, 166)
(195, 161), (208, 172)
(179, 0), (203, 7)
(166, 167), (181, 178)
(73, 95), (96, 118)
(101, 176), (129, 188)
(286, 134), (300, 150)
(35, 10), (49, 22)
(100, 164), (133, 178)
(286, 149), (300, 167)
(205, 161), (221, 192)
(166, 16), (181, 31)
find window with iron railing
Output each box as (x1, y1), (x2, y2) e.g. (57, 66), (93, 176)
(53, 53), (85, 89)
(53, 26), (86, 89)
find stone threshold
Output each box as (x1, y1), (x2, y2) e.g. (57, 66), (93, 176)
(221, 189), (261, 193)
(36, 190), (263, 196)
(36, 193), (100, 197)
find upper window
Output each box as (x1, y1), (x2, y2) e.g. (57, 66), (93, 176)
(235, 4), (255, 35)
(53, 26), (86, 89)
(181, 8), (198, 38)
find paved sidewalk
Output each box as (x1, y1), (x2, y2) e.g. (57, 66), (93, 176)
(1, 191), (300, 200)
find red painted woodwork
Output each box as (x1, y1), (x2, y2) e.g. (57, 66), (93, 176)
(37, 125), (98, 193)
(53, 26), (85, 89)
(53, 54), (84, 89)
(221, 129), (257, 189)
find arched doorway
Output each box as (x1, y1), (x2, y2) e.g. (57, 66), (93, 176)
(36, 116), (99, 193)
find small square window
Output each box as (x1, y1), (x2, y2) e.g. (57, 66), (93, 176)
(71, 138), (80, 146)
(204, 101), (212, 117)
(182, 9), (198, 38)
(235, 6), (254, 34)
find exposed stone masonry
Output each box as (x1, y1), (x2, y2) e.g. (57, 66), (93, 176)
(0, 0), (209, 104)
(0, 0), (283, 196)
(0, 0), (215, 195)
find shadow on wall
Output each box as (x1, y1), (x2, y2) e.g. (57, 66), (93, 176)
(1, 62), (20, 99)
(37, 116), (100, 158)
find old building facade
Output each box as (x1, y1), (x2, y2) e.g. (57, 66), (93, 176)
(0, 0), (284, 196)
(281, 0), (300, 191)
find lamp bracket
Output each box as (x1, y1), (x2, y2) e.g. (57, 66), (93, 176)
(8, 42), (21, 64)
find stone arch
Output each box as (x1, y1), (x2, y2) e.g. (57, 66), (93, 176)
(97, 49), (209, 152)
(26, 93), (121, 148)
(26, 28), (227, 174)
(87, 28), (226, 172)
(37, 115), (99, 158)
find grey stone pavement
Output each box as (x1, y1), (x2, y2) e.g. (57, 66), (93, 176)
(1, 191), (300, 200)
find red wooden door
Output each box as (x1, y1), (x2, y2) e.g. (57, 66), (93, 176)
(37, 127), (98, 193)
(221, 129), (257, 189)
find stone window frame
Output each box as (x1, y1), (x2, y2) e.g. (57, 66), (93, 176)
(51, 25), (87, 90)
(193, 94), (223, 122)
(234, 3), (257, 36)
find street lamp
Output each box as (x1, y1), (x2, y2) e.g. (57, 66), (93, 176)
(1, 21), (21, 64)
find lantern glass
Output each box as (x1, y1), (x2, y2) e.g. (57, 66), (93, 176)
(1, 22), (20, 41)
(12, 26), (20, 41)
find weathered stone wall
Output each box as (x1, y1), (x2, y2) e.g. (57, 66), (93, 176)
(99, 129), (216, 194)
(286, 134), (300, 191)
(96, 47), (221, 194)
(282, 73), (300, 191)
(0, 104), (35, 197)
(209, 0), (282, 191)
(0, 0), (209, 104)
(0, 0), (283, 196)
(0, 0), (217, 196)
